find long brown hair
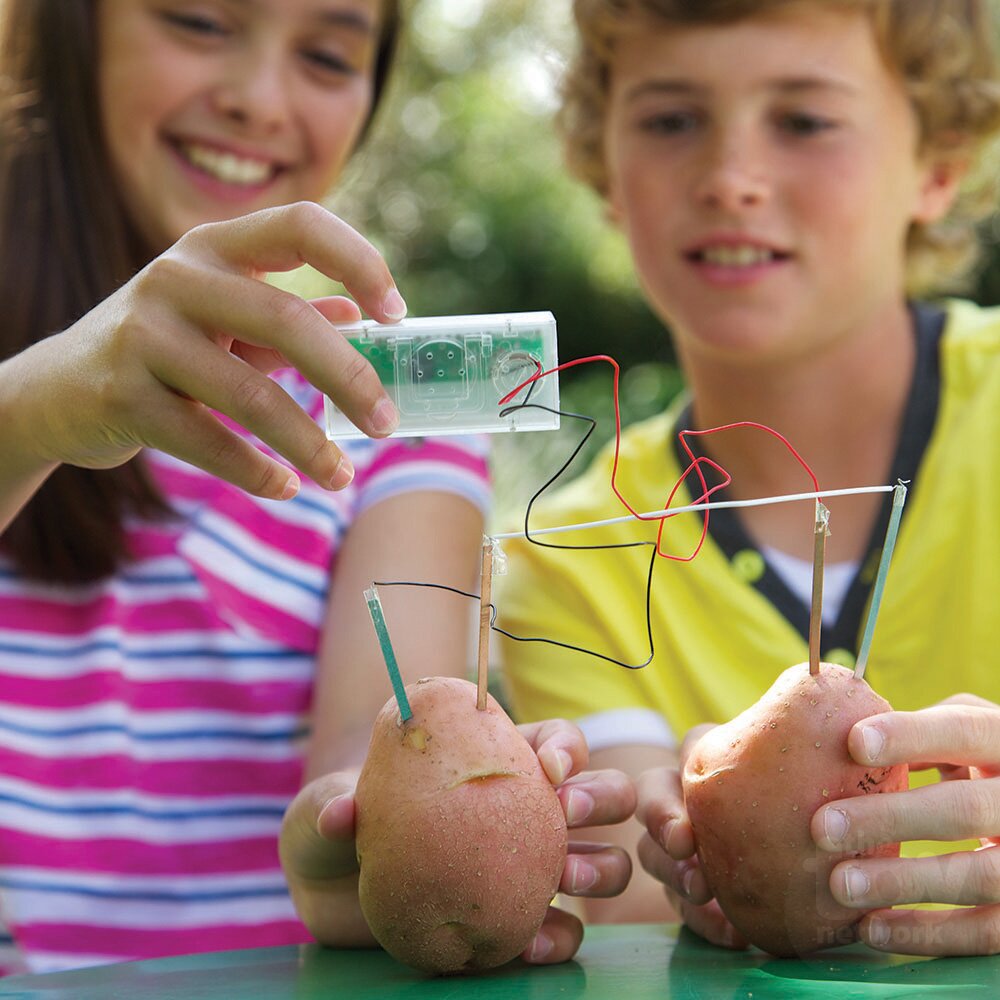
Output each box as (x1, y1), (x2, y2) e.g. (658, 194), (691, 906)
(0, 0), (401, 583)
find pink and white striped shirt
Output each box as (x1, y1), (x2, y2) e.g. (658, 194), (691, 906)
(0, 370), (490, 974)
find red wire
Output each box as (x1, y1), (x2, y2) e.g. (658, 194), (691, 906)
(499, 356), (821, 562)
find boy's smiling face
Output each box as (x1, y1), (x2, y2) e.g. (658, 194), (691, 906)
(602, 6), (960, 369)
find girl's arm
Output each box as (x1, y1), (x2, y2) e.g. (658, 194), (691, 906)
(0, 202), (404, 534)
(289, 489), (638, 962)
(303, 488), (485, 780)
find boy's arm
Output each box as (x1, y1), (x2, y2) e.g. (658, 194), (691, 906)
(635, 727), (747, 948)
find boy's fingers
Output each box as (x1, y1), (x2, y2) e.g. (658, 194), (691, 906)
(636, 767), (694, 857)
(680, 723), (717, 761)
(813, 778), (1000, 852)
(850, 706), (1000, 770)
(637, 832), (712, 905)
(830, 847), (1000, 909)
(677, 897), (749, 951)
(860, 904), (1000, 957)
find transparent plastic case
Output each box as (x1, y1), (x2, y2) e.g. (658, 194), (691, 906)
(324, 311), (560, 439)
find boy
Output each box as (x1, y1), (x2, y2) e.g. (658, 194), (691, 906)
(500, 0), (1000, 956)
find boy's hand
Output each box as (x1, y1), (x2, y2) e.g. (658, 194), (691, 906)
(635, 723), (749, 950)
(280, 718), (637, 965)
(812, 694), (1000, 957)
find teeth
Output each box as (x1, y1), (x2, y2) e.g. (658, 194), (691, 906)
(182, 143), (273, 185)
(701, 245), (776, 267)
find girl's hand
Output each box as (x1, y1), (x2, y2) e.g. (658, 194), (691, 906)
(280, 719), (637, 965)
(279, 772), (375, 948)
(812, 694), (1000, 956)
(635, 723), (749, 950)
(516, 718), (636, 963)
(9, 202), (404, 500)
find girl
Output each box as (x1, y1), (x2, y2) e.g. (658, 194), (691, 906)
(0, 0), (633, 974)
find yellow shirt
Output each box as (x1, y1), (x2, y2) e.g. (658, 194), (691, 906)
(499, 299), (1000, 743)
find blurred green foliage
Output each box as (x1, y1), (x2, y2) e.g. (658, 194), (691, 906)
(331, 1), (671, 369)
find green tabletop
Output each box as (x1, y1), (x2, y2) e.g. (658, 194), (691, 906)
(1, 924), (997, 1000)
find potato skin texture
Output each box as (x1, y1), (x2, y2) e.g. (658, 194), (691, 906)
(683, 662), (908, 957)
(355, 677), (568, 974)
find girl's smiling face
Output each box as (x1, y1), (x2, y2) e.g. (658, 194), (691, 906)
(602, 7), (960, 370)
(97, 0), (382, 252)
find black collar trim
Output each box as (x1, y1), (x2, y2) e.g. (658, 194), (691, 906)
(670, 301), (945, 656)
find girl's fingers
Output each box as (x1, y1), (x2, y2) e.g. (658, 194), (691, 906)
(185, 203), (405, 323)
(309, 295), (365, 325)
(279, 775), (359, 883)
(132, 388), (305, 499)
(559, 841), (632, 898)
(279, 774), (375, 949)
(556, 768), (637, 828)
(525, 905), (583, 965)
(146, 261), (396, 439)
(143, 335), (351, 492)
(519, 718), (589, 785)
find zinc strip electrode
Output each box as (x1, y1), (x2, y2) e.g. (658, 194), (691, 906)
(854, 481), (908, 680)
(365, 586), (412, 722)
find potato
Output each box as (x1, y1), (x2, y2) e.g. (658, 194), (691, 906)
(682, 662), (908, 956)
(355, 676), (568, 974)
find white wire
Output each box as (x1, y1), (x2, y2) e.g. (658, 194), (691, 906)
(491, 484), (895, 541)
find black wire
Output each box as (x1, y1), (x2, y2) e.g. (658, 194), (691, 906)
(374, 382), (660, 671)
(374, 549), (656, 671)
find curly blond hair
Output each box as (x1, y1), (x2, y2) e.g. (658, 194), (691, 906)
(561, 0), (1000, 294)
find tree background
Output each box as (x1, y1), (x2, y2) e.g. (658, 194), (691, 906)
(319, 0), (1000, 521)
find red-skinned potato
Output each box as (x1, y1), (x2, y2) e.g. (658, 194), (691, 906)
(682, 662), (908, 956)
(355, 676), (568, 974)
